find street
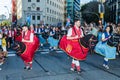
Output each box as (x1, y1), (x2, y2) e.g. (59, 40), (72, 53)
(0, 47), (120, 80)
(0, 0), (120, 80)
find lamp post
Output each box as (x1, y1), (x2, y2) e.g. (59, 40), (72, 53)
(99, 0), (105, 25)
(116, 0), (118, 24)
(42, 14), (46, 25)
(4, 6), (9, 19)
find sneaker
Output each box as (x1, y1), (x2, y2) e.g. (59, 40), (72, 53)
(70, 68), (75, 71)
(0, 62), (3, 66)
(77, 71), (82, 74)
(27, 67), (32, 71)
(105, 65), (109, 69)
(103, 64), (106, 67)
(41, 44), (43, 47)
(24, 67), (27, 70)
(116, 52), (119, 55)
(49, 48), (53, 51)
(24, 66), (29, 70)
(103, 64), (109, 69)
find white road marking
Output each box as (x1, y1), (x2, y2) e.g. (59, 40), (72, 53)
(56, 51), (63, 53)
(6, 49), (64, 56)
(8, 54), (16, 57)
(8, 51), (16, 54)
(40, 52), (49, 54)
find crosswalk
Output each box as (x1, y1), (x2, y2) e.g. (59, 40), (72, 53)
(8, 51), (16, 57)
(36, 48), (64, 54)
(7, 48), (64, 56)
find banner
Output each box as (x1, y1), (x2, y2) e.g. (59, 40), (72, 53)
(65, 15), (71, 27)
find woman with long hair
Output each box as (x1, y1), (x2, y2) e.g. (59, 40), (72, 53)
(94, 25), (116, 69)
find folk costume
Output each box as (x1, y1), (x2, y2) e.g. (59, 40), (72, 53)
(94, 26), (116, 69)
(38, 28), (46, 47)
(48, 28), (60, 50)
(59, 25), (88, 73)
(21, 26), (39, 70)
(48, 28), (56, 50)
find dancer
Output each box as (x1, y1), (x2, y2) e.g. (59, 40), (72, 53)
(59, 19), (86, 74)
(94, 25), (116, 69)
(21, 25), (39, 71)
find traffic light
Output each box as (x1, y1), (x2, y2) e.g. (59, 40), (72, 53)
(100, 13), (104, 18)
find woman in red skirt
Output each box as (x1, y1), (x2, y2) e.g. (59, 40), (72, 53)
(21, 25), (39, 71)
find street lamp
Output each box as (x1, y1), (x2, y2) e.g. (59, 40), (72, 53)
(42, 14), (46, 25)
(4, 6), (9, 19)
(116, 0), (118, 24)
(98, 0), (105, 24)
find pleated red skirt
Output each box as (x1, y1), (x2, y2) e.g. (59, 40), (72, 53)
(59, 35), (89, 60)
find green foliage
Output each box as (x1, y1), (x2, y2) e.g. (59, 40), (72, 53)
(81, 1), (110, 24)
(0, 20), (11, 26)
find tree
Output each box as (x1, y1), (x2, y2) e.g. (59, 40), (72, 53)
(81, 1), (110, 24)
(104, 4), (111, 23)
(0, 20), (11, 26)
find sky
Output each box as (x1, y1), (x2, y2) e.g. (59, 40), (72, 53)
(81, 0), (92, 4)
(0, 0), (11, 19)
(0, 0), (92, 19)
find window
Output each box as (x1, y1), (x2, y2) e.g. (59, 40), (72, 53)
(37, 16), (40, 20)
(36, 0), (40, 2)
(28, 7), (31, 11)
(53, 2), (54, 6)
(50, 9), (51, 13)
(47, 0), (49, 4)
(28, 0), (31, 2)
(32, 15), (35, 20)
(50, 1), (52, 5)
(37, 24), (40, 26)
(36, 7), (40, 11)
(47, 8), (49, 13)
(55, 3), (56, 7)
(47, 16), (49, 21)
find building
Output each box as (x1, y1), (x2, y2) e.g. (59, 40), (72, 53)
(93, 0), (98, 1)
(64, 0), (67, 25)
(0, 14), (7, 23)
(66, 0), (80, 24)
(12, 0), (17, 25)
(16, 0), (65, 26)
(105, 0), (120, 24)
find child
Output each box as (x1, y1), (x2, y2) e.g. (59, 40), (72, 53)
(2, 34), (8, 57)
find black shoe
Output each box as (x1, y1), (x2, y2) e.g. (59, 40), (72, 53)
(24, 67), (27, 70)
(24, 66), (29, 70)
(49, 48), (51, 51)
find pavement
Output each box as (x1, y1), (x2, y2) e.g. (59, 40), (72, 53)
(0, 46), (120, 80)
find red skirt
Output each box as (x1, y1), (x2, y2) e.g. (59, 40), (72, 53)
(59, 35), (89, 60)
(20, 36), (40, 62)
(15, 35), (22, 42)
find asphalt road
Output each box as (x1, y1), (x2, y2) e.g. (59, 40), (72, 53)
(0, 47), (120, 80)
